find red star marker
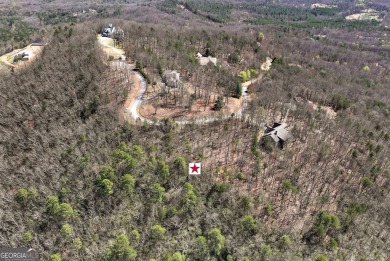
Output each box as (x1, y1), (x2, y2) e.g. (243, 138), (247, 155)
(189, 163), (201, 175)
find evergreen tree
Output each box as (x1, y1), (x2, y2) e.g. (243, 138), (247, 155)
(105, 234), (137, 261)
(213, 96), (224, 111)
(207, 228), (225, 256)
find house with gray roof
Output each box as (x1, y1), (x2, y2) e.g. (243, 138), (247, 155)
(101, 24), (116, 37)
(263, 122), (291, 149)
(163, 70), (181, 88)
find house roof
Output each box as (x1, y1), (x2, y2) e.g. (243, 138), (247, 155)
(199, 56), (217, 66)
(163, 70), (181, 87)
(102, 24), (116, 36)
(264, 123), (290, 143)
(164, 70), (180, 80)
(31, 39), (46, 46)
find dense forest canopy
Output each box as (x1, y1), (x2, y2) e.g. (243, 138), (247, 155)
(0, 0), (389, 261)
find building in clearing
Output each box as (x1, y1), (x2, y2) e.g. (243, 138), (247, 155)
(31, 39), (46, 46)
(163, 70), (181, 88)
(262, 122), (291, 149)
(101, 24), (116, 38)
(196, 53), (217, 66)
(14, 50), (33, 62)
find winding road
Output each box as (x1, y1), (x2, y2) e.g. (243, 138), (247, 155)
(100, 37), (264, 125)
(126, 71), (260, 125)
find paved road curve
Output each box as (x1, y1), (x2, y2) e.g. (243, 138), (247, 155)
(106, 45), (261, 125)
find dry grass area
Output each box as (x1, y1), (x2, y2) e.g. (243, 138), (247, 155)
(121, 73), (140, 123)
(139, 92), (242, 120)
(0, 45), (44, 71)
(346, 9), (381, 21)
(97, 35), (125, 59)
(311, 3), (337, 9)
(295, 96), (337, 119)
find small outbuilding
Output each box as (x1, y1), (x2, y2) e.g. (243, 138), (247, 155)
(31, 39), (46, 46)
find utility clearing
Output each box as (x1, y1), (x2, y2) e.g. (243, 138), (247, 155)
(97, 35), (125, 60)
(0, 44), (44, 71)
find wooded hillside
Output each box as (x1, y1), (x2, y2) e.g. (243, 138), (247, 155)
(0, 1), (389, 261)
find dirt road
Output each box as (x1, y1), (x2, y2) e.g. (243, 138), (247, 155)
(98, 36), (263, 125)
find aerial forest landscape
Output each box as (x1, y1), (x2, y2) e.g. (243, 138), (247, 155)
(0, 0), (389, 260)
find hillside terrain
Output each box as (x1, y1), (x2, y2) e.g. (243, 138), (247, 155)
(0, 0), (389, 261)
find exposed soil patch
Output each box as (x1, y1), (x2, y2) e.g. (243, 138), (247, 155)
(296, 96), (337, 119)
(98, 35), (125, 59)
(261, 57), (272, 71)
(0, 45), (44, 71)
(139, 93), (242, 120)
(346, 9), (381, 21)
(122, 71), (141, 123)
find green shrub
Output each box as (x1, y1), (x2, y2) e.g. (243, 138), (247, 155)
(240, 195), (252, 211)
(213, 183), (229, 193)
(151, 225), (166, 240)
(46, 196), (60, 216)
(260, 136), (275, 153)
(330, 93), (351, 111)
(185, 189), (198, 207)
(60, 223), (73, 238)
(78, 156), (89, 170)
(171, 156), (187, 175)
(193, 236), (208, 260)
(99, 179), (114, 195)
(361, 177), (373, 188)
(315, 254), (329, 261)
(72, 237), (83, 250)
(50, 253), (62, 261)
(328, 237), (338, 249)
(279, 235), (292, 251)
(207, 228), (225, 256)
(105, 234), (137, 261)
(167, 206), (178, 218)
(264, 203), (272, 216)
(156, 160), (170, 178)
(345, 203), (367, 217)
(282, 180), (298, 193)
(46, 196), (75, 220)
(257, 32), (264, 42)
(28, 186), (37, 197)
(213, 96), (224, 111)
(314, 211), (340, 236)
(152, 184), (165, 203)
(171, 252), (185, 261)
(23, 231), (33, 242)
(16, 189), (28, 204)
(130, 230), (140, 242)
(241, 215), (256, 233)
(261, 244), (272, 258)
(16, 187), (39, 205)
(158, 207), (167, 220)
(58, 203), (76, 220)
(98, 165), (116, 181)
(236, 172), (246, 181)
